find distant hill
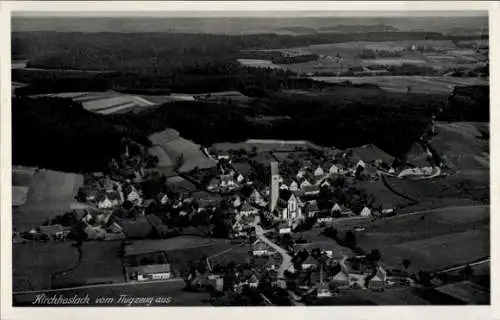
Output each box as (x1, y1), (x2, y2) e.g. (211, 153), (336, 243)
(275, 26), (318, 34)
(319, 24), (399, 33)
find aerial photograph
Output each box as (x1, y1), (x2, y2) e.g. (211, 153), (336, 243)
(11, 10), (489, 306)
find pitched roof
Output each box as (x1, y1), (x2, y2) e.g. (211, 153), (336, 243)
(240, 202), (258, 213)
(302, 185), (320, 193)
(308, 201), (320, 212)
(39, 224), (65, 236)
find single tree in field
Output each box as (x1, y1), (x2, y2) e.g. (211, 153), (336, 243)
(345, 230), (357, 248)
(367, 249), (382, 263)
(402, 259), (411, 270)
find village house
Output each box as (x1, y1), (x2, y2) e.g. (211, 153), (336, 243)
(125, 251), (172, 281)
(365, 267), (388, 290)
(289, 180), (299, 191)
(124, 185), (142, 206)
(306, 201), (321, 218)
(157, 192), (169, 205)
(302, 185), (320, 196)
(314, 166), (325, 178)
(235, 270), (260, 291)
(278, 222), (292, 234)
(328, 163), (340, 175)
(301, 255), (317, 270)
(220, 174), (237, 189)
(39, 224), (69, 241)
(96, 191), (121, 209)
(252, 239), (273, 256)
(249, 189), (265, 206)
(206, 177), (220, 191)
(360, 206), (372, 217)
(239, 201), (259, 217)
(316, 211), (334, 224)
(300, 179), (312, 189)
(330, 269), (350, 288)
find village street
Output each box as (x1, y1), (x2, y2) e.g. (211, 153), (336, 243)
(252, 224), (292, 280)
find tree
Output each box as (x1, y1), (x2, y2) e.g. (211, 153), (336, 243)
(402, 259), (411, 270)
(367, 249), (382, 262)
(344, 230), (357, 248)
(460, 265), (474, 280)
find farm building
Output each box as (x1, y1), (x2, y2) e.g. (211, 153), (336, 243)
(252, 239), (273, 256)
(124, 251), (172, 281)
(239, 202), (259, 216)
(360, 207), (372, 217)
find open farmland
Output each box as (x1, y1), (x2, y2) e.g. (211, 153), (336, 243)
(125, 237), (228, 256)
(431, 122), (489, 171)
(30, 91), (161, 115)
(148, 129), (216, 173)
(52, 241), (124, 289)
(337, 205), (489, 273)
(12, 169), (84, 231)
(310, 76), (488, 94)
(13, 242), (80, 291)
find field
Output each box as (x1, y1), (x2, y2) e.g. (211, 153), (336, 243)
(31, 91), (159, 115)
(125, 237), (228, 255)
(148, 129), (216, 173)
(310, 76), (488, 94)
(286, 40), (487, 71)
(431, 122), (489, 171)
(237, 59), (283, 70)
(52, 241), (124, 289)
(336, 205), (489, 273)
(13, 242), (80, 291)
(12, 169), (84, 231)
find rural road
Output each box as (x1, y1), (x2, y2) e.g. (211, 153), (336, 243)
(253, 224), (305, 306)
(254, 225), (292, 279)
(436, 257), (490, 274)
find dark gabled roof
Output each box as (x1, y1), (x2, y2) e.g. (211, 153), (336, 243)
(316, 211), (333, 219)
(307, 201), (320, 212)
(302, 185), (320, 193)
(240, 202), (258, 213)
(39, 224), (65, 236)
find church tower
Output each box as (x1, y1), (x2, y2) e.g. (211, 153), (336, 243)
(270, 162), (279, 213)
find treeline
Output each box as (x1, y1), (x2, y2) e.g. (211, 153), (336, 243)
(439, 85), (489, 122)
(111, 87), (443, 158)
(12, 97), (141, 173)
(12, 31), (486, 75)
(12, 83), (487, 173)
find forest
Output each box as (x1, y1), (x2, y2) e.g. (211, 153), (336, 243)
(12, 81), (488, 174)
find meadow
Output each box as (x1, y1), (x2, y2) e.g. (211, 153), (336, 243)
(13, 169), (84, 231)
(310, 76), (488, 94)
(336, 205), (490, 273)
